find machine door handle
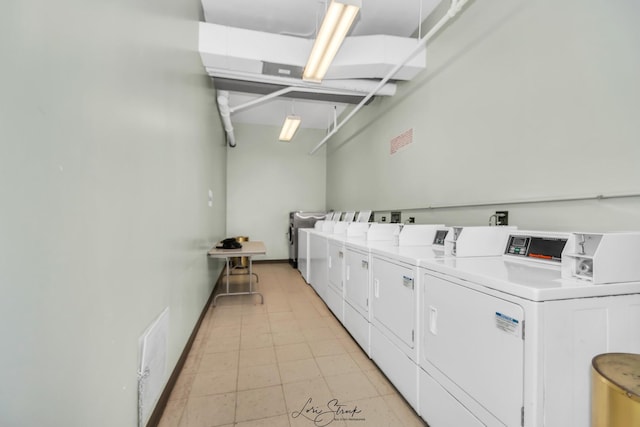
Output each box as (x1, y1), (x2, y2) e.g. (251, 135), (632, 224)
(402, 275), (414, 290)
(346, 265), (350, 281)
(429, 306), (438, 335)
(374, 279), (380, 298)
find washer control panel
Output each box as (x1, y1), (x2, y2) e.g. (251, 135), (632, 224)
(505, 235), (567, 262)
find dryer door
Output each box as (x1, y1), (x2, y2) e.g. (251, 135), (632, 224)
(423, 273), (524, 427)
(327, 241), (344, 292)
(344, 247), (370, 316)
(371, 256), (416, 351)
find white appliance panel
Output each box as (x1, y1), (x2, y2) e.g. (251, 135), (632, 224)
(327, 240), (344, 293)
(325, 285), (344, 321)
(309, 232), (328, 300)
(326, 238), (346, 320)
(541, 294), (640, 427)
(422, 256), (640, 301)
(423, 273), (524, 427)
(419, 370), (484, 427)
(344, 302), (369, 355)
(562, 232), (640, 284)
(298, 229), (311, 283)
(344, 246), (370, 317)
(370, 326), (419, 409)
(372, 256), (416, 351)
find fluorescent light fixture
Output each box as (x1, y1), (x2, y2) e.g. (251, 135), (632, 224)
(279, 115), (302, 141)
(303, 0), (361, 82)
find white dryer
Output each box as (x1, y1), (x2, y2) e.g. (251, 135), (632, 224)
(342, 223), (421, 357)
(307, 221), (336, 300)
(325, 222), (370, 322)
(343, 239), (371, 353)
(367, 224), (448, 410)
(418, 231), (640, 427)
(369, 225), (516, 411)
(326, 231), (348, 322)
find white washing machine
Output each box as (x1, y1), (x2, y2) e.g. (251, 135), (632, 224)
(418, 231), (640, 427)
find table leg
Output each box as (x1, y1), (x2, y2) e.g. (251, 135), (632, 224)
(213, 255), (263, 305)
(248, 256), (264, 304)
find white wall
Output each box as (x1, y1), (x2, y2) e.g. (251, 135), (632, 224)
(0, 1), (226, 426)
(226, 124), (327, 260)
(326, 0), (640, 232)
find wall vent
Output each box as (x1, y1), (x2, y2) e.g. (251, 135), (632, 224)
(138, 307), (170, 426)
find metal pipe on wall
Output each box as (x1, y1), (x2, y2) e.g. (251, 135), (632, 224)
(218, 82), (390, 147)
(229, 85), (376, 114)
(372, 191), (640, 213)
(217, 90), (236, 147)
(207, 68), (398, 97)
(309, 0), (470, 155)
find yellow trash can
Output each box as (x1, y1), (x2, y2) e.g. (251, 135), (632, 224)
(591, 353), (640, 427)
(231, 236), (249, 268)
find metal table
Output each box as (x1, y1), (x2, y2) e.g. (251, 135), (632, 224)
(208, 241), (266, 305)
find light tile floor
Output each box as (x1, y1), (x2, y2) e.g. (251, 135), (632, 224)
(158, 263), (427, 427)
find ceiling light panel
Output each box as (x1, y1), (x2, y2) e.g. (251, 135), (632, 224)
(303, 0), (361, 82)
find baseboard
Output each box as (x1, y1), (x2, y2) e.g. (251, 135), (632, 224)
(254, 258), (289, 264)
(146, 268), (225, 427)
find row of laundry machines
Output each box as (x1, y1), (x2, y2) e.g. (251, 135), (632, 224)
(297, 220), (640, 427)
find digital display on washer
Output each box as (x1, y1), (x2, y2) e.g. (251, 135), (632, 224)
(433, 229), (448, 246)
(512, 237), (527, 246)
(505, 236), (568, 262)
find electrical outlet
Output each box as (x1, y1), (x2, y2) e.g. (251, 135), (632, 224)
(496, 211), (509, 226)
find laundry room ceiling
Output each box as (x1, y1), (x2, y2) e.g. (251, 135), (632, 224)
(200, 0), (441, 131)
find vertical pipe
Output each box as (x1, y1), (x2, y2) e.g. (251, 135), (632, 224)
(217, 91), (236, 147)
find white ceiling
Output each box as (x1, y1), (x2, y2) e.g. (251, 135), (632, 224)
(201, 0), (441, 130)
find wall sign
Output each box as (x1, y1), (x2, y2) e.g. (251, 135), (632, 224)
(390, 128), (413, 155)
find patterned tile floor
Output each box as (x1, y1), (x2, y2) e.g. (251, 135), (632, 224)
(158, 263), (427, 427)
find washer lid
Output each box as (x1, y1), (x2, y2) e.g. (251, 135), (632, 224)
(421, 256), (640, 301)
